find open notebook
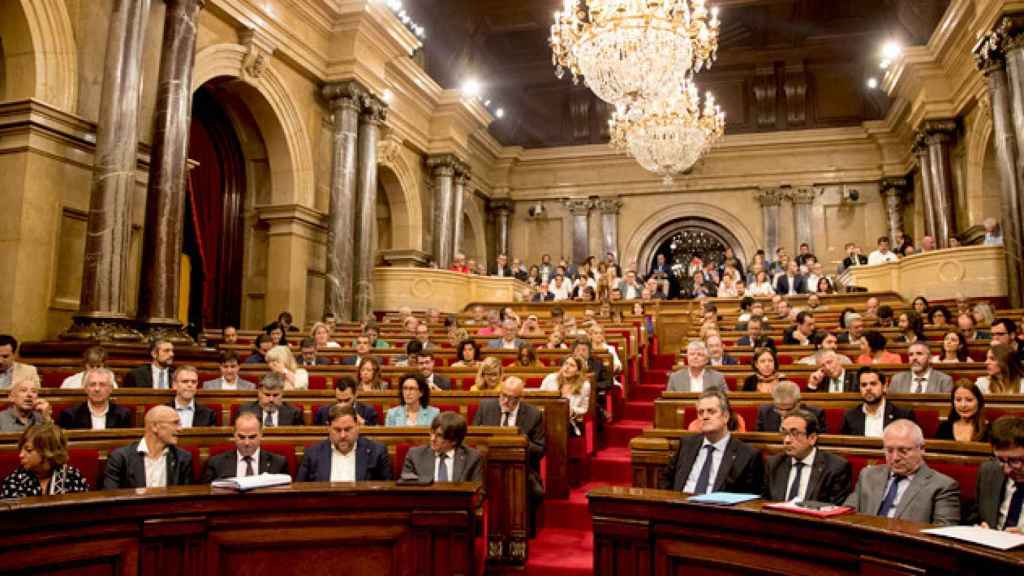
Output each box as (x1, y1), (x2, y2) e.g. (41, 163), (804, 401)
(211, 474), (293, 492)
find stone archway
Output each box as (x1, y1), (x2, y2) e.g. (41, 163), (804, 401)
(377, 139), (424, 251)
(0, 0), (77, 110)
(637, 217), (747, 278)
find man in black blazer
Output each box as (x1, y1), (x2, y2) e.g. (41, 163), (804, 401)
(840, 367), (915, 437)
(416, 352), (452, 391)
(735, 316), (775, 350)
(296, 404), (391, 482)
(201, 411), (290, 482)
(341, 335), (373, 367)
(59, 368), (133, 430)
(755, 381), (826, 433)
(298, 337), (330, 367)
(102, 405), (193, 489)
(774, 261), (806, 296)
(123, 339), (174, 389)
(974, 416), (1024, 530)
(239, 373), (304, 427)
(764, 409), (852, 504)
(573, 337), (612, 426)
(314, 377), (379, 426)
(167, 366), (217, 428)
(660, 389), (763, 494)
(806, 352), (858, 393)
(402, 411), (482, 482)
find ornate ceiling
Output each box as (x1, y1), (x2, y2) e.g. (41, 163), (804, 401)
(406, 0), (950, 148)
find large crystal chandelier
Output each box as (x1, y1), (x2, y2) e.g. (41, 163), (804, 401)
(609, 80), (725, 184)
(550, 0), (720, 106)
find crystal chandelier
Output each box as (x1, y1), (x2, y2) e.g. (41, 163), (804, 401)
(550, 0), (720, 106)
(609, 80), (725, 184)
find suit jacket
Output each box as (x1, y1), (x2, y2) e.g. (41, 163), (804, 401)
(666, 368), (728, 392)
(755, 403), (826, 434)
(807, 370), (858, 393)
(586, 356), (614, 393)
(491, 265), (513, 277)
(660, 434), (763, 494)
(299, 357), (330, 367)
(295, 437), (392, 482)
(426, 374), (452, 391)
(889, 370), (954, 394)
(764, 448), (852, 505)
(166, 399), (218, 427)
(774, 274), (806, 295)
(487, 338), (526, 350)
(402, 444), (482, 483)
(239, 401), (305, 426)
(102, 440), (193, 489)
(314, 401), (379, 426)
(58, 401), (133, 430)
(341, 355), (364, 366)
(972, 459), (1009, 527)
(843, 462), (960, 525)
(201, 448), (289, 482)
(840, 402), (916, 436)
(123, 364), (174, 388)
(203, 377), (256, 391)
(842, 255), (868, 269)
(710, 355), (739, 367)
(473, 399), (545, 498)
(735, 335), (776, 350)
(531, 292), (555, 302)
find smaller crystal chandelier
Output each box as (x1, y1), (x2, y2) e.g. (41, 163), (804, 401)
(550, 0), (720, 106)
(609, 79), (725, 184)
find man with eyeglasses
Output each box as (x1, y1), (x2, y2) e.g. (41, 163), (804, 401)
(975, 416), (1024, 532)
(764, 409), (851, 504)
(991, 319), (1024, 363)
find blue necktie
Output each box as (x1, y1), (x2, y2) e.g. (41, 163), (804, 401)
(437, 453), (449, 482)
(1006, 483), (1024, 530)
(787, 462), (805, 501)
(878, 475), (906, 517)
(693, 445), (715, 494)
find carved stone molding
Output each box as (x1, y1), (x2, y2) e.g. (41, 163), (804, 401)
(322, 81), (365, 113)
(754, 187), (786, 206)
(880, 176), (910, 198)
(359, 94), (389, 125)
(753, 66), (778, 129)
(788, 186), (816, 204)
(595, 197), (623, 214)
(239, 27), (276, 81)
(783, 64), (808, 127)
(563, 198), (593, 216)
(921, 119), (957, 145)
(973, 17), (1012, 73)
(426, 154), (458, 178)
(377, 134), (402, 166)
(489, 199), (513, 215)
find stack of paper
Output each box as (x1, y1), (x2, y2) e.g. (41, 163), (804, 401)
(763, 501), (854, 518)
(921, 525), (1024, 550)
(687, 492), (760, 505)
(212, 473), (293, 492)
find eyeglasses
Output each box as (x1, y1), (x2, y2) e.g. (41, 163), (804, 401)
(996, 456), (1024, 467)
(780, 429), (807, 439)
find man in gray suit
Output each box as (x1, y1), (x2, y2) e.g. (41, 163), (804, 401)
(889, 342), (953, 394)
(203, 351), (256, 391)
(667, 340), (728, 392)
(402, 411), (482, 483)
(974, 416), (1024, 531)
(844, 419), (960, 525)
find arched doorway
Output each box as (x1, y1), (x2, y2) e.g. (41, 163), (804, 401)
(637, 217), (745, 295)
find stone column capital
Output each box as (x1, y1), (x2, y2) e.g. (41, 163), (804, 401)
(427, 154), (459, 177)
(788, 187), (816, 204)
(974, 18), (1013, 74)
(454, 169), (472, 186)
(489, 199), (514, 215)
(754, 187), (785, 207)
(239, 26), (276, 81)
(563, 198), (593, 216)
(322, 81), (366, 111)
(359, 94), (389, 125)
(921, 119), (957, 144)
(595, 197), (624, 214)
(880, 176), (910, 197)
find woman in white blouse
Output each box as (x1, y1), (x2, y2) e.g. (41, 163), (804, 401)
(310, 322), (341, 349)
(745, 269), (775, 297)
(266, 345), (309, 390)
(540, 355), (591, 436)
(975, 344), (1024, 395)
(589, 324), (623, 375)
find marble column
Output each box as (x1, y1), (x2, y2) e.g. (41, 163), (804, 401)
(564, 199), (592, 264)
(63, 0), (152, 341)
(596, 197), (624, 259)
(490, 200), (513, 258)
(352, 95), (388, 322)
(912, 134), (938, 239)
(977, 19), (1024, 307)
(321, 81), (364, 321)
(880, 177), (910, 243)
(923, 119), (959, 248)
(755, 188), (785, 259)
(137, 0), (206, 341)
(789, 187), (815, 252)
(427, 155), (458, 268)
(452, 167), (470, 257)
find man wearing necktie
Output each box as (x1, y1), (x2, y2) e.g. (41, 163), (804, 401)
(889, 343), (953, 394)
(402, 412), (482, 483)
(763, 409), (852, 505)
(844, 419), (960, 525)
(201, 411), (288, 482)
(806, 352), (855, 393)
(975, 416), (1024, 532)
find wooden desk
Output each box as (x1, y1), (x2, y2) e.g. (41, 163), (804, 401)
(0, 482), (481, 576)
(588, 485), (1024, 575)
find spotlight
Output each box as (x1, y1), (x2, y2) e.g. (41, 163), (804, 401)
(461, 78), (482, 99)
(866, 77), (879, 90)
(496, 108), (505, 118)
(881, 41), (901, 60)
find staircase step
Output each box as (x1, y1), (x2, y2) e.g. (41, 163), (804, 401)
(641, 368), (671, 385)
(634, 383), (665, 401)
(526, 527), (594, 575)
(589, 447), (633, 485)
(539, 482), (606, 530)
(623, 400), (654, 421)
(651, 354), (678, 370)
(605, 419), (648, 448)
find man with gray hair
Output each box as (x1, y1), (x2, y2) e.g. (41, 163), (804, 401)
(844, 419), (960, 525)
(0, 380), (51, 432)
(889, 341), (952, 394)
(239, 372), (304, 427)
(755, 380), (826, 433)
(667, 340), (728, 392)
(58, 368), (132, 430)
(837, 312), (865, 345)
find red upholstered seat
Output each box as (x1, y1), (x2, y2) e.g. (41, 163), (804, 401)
(434, 403), (459, 416)
(454, 375), (475, 391)
(204, 403), (223, 427)
(40, 370), (77, 389)
(0, 451), (20, 478)
(928, 460), (978, 511)
(261, 443), (298, 476)
(915, 409), (940, 438)
(732, 406), (757, 428)
(986, 407), (1024, 421)
(307, 375), (329, 390)
(393, 443), (412, 478)
(824, 408), (845, 434)
(525, 376), (543, 388)
(466, 403), (480, 425)
(181, 446), (202, 482)
(68, 448), (102, 488)
(844, 454), (880, 487)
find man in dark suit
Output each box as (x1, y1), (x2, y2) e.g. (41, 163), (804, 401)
(782, 310), (816, 345)
(244, 334), (274, 364)
(402, 411), (482, 482)
(296, 404), (391, 482)
(314, 376), (379, 426)
(706, 335), (738, 367)
(239, 373), (304, 427)
(735, 316), (775, 350)
(574, 336), (613, 426)
(298, 337), (330, 367)
(102, 405), (192, 489)
(660, 389), (763, 494)
(774, 261), (806, 296)
(974, 416), (1024, 531)
(806, 351), (857, 393)
(167, 366), (217, 428)
(202, 411), (289, 482)
(490, 253), (513, 277)
(416, 352), (451, 391)
(841, 242), (868, 271)
(841, 367), (915, 437)
(341, 335), (373, 366)
(123, 339), (174, 389)
(836, 313), (865, 345)
(764, 409), (852, 504)
(755, 381), (826, 433)
(58, 368), (133, 430)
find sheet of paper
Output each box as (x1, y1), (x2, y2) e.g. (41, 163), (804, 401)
(212, 473), (292, 491)
(921, 525), (1024, 550)
(687, 492), (760, 505)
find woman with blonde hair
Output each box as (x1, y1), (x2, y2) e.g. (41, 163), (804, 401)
(540, 355), (591, 436)
(470, 356), (504, 391)
(265, 345), (309, 390)
(310, 322), (340, 349)
(1, 424), (89, 498)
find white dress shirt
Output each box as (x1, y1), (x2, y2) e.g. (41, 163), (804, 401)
(500, 403), (521, 427)
(262, 407), (278, 427)
(911, 369), (932, 393)
(174, 399), (195, 428)
(218, 379), (239, 391)
(137, 439), (169, 488)
(237, 449), (261, 477)
(786, 448), (817, 502)
(998, 478), (1023, 530)
(863, 399), (886, 438)
(684, 433), (731, 494)
(89, 403), (109, 430)
(882, 470), (917, 518)
(151, 365), (170, 389)
(828, 370), (847, 393)
(867, 250), (898, 266)
(330, 445), (356, 481)
(434, 448), (456, 482)
(687, 369), (705, 393)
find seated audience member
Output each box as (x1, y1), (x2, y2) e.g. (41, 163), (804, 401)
(928, 305), (952, 328)
(297, 404), (392, 482)
(774, 260), (806, 296)
(959, 312), (991, 343)
(668, 340), (727, 392)
(756, 381), (826, 433)
(573, 336), (612, 401)
(863, 297), (881, 322)
(102, 405), (193, 489)
(124, 339), (174, 388)
(896, 311), (925, 344)
(221, 325), (238, 345)
(356, 356), (386, 392)
(844, 419), (960, 525)
(912, 296), (929, 316)
(806, 293), (823, 311)
(591, 325), (624, 373)
(385, 373), (440, 427)
(764, 409), (851, 504)
(936, 381), (990, 442)
(447, 325), (469, 349)
(856, 330), (902, 365)
(243, 334), (274, 365)
(402, 314), (419, 337)
(983, 216), (1004, 245)
(61, 346), (118, 389)
(975, 416), (1024, 531)
(540, 355), (591, 436)
(416, 351), (451, 391)
(266, 322), (288, 346)
(201, 411), (289, 482)
(867, 235), (899, 265)
(322, 312), (337, 332)
(533, 281), (555, 302)
(807, 351), (857, 393)
(167, 366), (217, 428)
(0, 380), (51, 433)
(298, 337), (328, 367)
(314, 376), (379, 426)
(449, 253), (470, 273)
(875, 305), (895, 328)
(743, 347), (786, 393)
(58, 368), (131, 430)
(310, 321), (340, 349)
(512, 342), (539, 369)
(991, 318), (1024, 363)
(240, 373), (304, 427)
(266, 311), (300, 335)
(841, 367), (916, 437)
(735, 316), (775, 350)
(477, 311), (502, 337)
(976, 344), (1024, 394)
(705, 334), (737, 367)
(518, 314), (544, 337)
(798, 332), (852, 366)
(974, 303), (996, 330)
(815, 275), (836, 294)
(783, 310), (817, 345)
(0, 335), (40, 390)
(205, 350), (256, 390)
(470, 357), (503, 392)
(1, 423), (89, 498)
(363, 324), (390, 348)
(836, 313), (866, 347)
(403, 411), (482, 483)
(451, 339), (481, 368)
(890, 342), (953, 394)
(265, 345), (308, 390)
(933, 331), (969, 364)
(488, 318), (525, 350)
(746, 269), (775, 296)
(660, 389), (763, 494)
(841, 242), (868, 270)
(773, 298), (792, 322)
(414, 322), (438, 352)
(342, 334), (373, 367)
